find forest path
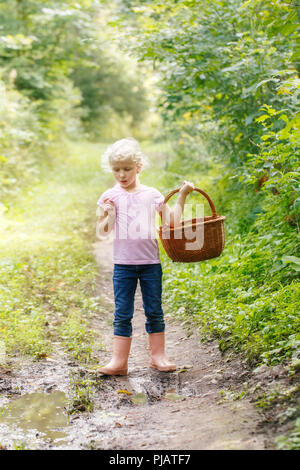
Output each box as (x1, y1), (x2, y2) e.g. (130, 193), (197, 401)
(91, 237), (268, 450)
(0, 238), (271, 450)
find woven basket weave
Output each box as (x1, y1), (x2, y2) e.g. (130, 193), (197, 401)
(158, 187), (226, 263)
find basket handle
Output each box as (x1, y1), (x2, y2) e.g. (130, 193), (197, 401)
(162, 187), (218, 218)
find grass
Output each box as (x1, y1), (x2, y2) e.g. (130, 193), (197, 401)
(67, 370), (96, 414)
(0, 140), (112, 363)
(276, 418), (300, 450)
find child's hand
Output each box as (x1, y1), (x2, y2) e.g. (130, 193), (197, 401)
(179, 180), (194, 196)
(103, 198), (116, 215)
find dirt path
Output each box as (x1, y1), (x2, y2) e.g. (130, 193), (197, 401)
(0, 237), (273, 450)
(91, 238), (268, 450)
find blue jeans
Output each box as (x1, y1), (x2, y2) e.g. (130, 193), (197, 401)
(112, 263), (165, 337)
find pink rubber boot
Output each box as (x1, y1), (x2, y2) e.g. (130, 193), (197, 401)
(98, 336), (132, 376)
(149, 332), (176, 372)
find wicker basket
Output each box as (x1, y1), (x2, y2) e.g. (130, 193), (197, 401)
(158, 187), (226, 263)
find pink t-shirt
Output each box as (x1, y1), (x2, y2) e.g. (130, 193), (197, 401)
(97, 183), (165, 265)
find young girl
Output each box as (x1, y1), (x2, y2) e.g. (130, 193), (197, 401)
(96, 137), (194, 375)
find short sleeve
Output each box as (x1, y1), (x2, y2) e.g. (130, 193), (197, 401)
(153, 190), (165, 213)
(97, 188), (113, 208)
(97, 193), (106, 208)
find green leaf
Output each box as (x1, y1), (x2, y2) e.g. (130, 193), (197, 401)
(282, 256), (300, 265)
(256, 115), (270, 123)
(282, 256), (300, 272)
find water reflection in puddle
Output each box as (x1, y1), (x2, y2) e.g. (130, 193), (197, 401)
(0, 391), (69, 443)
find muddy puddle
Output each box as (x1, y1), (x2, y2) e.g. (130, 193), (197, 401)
(0, 391), (69, 448)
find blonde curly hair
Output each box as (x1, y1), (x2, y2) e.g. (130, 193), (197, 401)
(101, 137), (149, 172)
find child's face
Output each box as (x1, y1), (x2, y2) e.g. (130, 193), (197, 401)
(111, 159), (141, 189)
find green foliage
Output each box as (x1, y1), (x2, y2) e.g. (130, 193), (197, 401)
(71, 57), (149, 137)
(113, 0), (300, 368)
(59, 310), (94, 363)
(115, 0), (299, 161)
(244, 78), (300, 231)
(68, 371), (96, 413)
(0, 0), (150, 201)
(0, 141), (107, 361)
(162, 230), (300, 366)
(0, 76), (41, 202)
(276, 418), (300, 450)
